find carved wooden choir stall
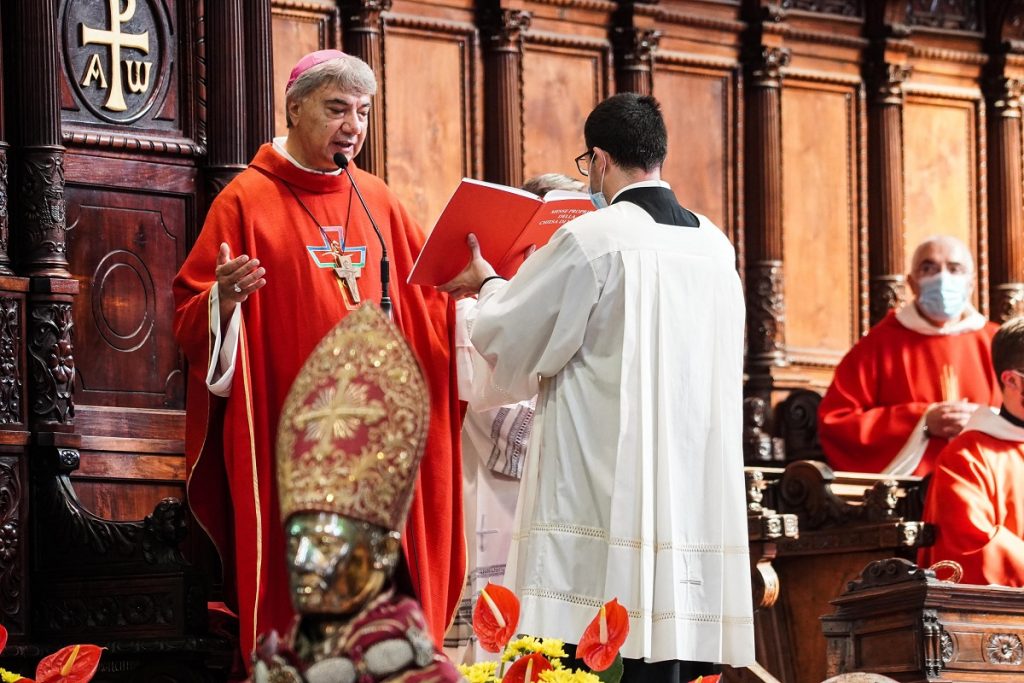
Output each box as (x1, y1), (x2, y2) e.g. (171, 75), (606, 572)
(1, 1), (1024, 682)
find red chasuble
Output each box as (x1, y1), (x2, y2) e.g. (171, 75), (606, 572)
(173, 144), (465, 661)
(920, 424), (1024, 586)
(818, 311), (1000, 475)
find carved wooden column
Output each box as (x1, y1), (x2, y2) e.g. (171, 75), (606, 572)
(0, 14), (11, 278)
(244, 0), (275, 158)
(614, 28), (661, 96)
(26, 282), (75, 431)
(9, 0), (68, 278)
(204, 0), (248, 198)
(482, 9), (531, 188)
(0, 145), (11, 276)
(866, 58), (912, 326)
(985, 72), (1024, 321)
(744, 45), (791, 397)
(342, 0), (392, 179)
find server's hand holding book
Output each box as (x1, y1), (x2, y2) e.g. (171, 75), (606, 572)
(407, 178), (593, 287)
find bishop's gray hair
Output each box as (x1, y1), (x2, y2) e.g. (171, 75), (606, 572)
(522, 173), (585, 196)
(286, 55), (378, 128)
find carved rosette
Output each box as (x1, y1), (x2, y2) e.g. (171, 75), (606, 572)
(486, 9), (531, 53)
(941, 630), (955, 665)
(746, 262), (785, 361)
(344, 0), (393, 31)
(869, 275), (906, 325)
(28, 302), (75, 426)
(987, 77), (1024, 118)
(615, 28), (661, 95)
(0, 298), (22, 425)
(18, 146), (69, 277)
(747, 46), (791, 89)
(987, 633), (1024, 665)
(867, 62), (912, 106)
(0, 459), (22, 627)
(0, 144), (11, 275)
(994, 284), (1024, 322)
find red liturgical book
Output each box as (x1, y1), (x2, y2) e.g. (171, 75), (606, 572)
(408, 178), (593, 286)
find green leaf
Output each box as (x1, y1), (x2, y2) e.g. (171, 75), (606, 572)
(592, 654), (623, 683)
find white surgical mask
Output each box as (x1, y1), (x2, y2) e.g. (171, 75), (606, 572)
(916, 271), (971, 322)
(589, 152), (608, 209)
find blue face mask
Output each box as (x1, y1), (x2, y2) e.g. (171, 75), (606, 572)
(917, 271), (971, 322)
(589, 153), (608, 209)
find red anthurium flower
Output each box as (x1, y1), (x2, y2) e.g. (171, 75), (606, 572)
(577, 598), (630, 671)
(472, 582), (520, 653)
(0, 623), (7, 652)
(503, 653), (553, 683)
(35, 644), (103, 683)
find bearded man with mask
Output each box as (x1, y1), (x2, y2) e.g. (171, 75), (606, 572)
(818, 235), (1001, 476)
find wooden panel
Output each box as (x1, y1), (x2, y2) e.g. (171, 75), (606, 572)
(781, 82), (862, 363)
(58, 0), (183, 134)
(271, 0), (340, 137)
(903, 97), (978, 274)
(522, 39), (610, 182)
(73, 478), (185, 523)
(655, 59), (736, 239)
(383, 19), (477, 228)
(65, 185), (189, 410)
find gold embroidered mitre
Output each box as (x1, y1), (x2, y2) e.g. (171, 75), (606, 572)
(276, 303), (430, 532)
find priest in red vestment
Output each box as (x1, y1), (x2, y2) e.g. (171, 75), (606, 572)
(920, 317), (1024, 586)
(818, 236), (1001, 476)
(172, 50), (465, 664)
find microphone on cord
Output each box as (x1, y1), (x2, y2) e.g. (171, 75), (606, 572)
(334, 152), (391, 319)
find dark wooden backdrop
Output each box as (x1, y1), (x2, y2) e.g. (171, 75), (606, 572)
(2, 0), (1024, 654)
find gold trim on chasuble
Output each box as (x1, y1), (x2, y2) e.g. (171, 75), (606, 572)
(276, 303), (430, 532)
(239, 321), (265, 654)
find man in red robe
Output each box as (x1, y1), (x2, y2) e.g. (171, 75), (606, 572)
(920, 317), (1024, 586)
(173, 50), (465, 664)
(818, 236), (1001, 476)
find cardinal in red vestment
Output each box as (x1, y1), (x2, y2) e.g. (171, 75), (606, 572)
(172, 50), (465, 664)
(920, 317), (1024, 586)
(818, 236), (1000, 476)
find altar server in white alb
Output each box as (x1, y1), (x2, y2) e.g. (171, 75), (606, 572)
(439, 93), (754, 682)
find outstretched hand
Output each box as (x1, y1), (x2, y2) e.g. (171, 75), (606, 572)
(437, 234), (497, 299)
(216, 242), (266, 319)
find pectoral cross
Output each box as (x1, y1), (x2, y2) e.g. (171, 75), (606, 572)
(333, 253), (361, 305)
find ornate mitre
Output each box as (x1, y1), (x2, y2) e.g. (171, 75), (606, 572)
(276, 303), (429, 532)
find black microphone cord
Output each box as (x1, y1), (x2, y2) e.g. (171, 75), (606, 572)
(335, 153), (392, 319)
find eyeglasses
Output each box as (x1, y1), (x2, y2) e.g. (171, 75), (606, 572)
(575, 150), (593, 177)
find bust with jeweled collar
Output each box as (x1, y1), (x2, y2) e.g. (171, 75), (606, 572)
(252, 303), (461, 683)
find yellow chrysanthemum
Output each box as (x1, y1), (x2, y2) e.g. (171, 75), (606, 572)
(457, 661), (500, 683)
(0, 669), (23, 683)
(535, 638), (567, 659)
(501, 635), (568, 662)
(539, 669), (602, 683)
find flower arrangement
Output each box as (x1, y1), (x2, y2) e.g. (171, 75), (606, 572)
(0, 624), (102, 683)
(458, 583), (629, 683)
